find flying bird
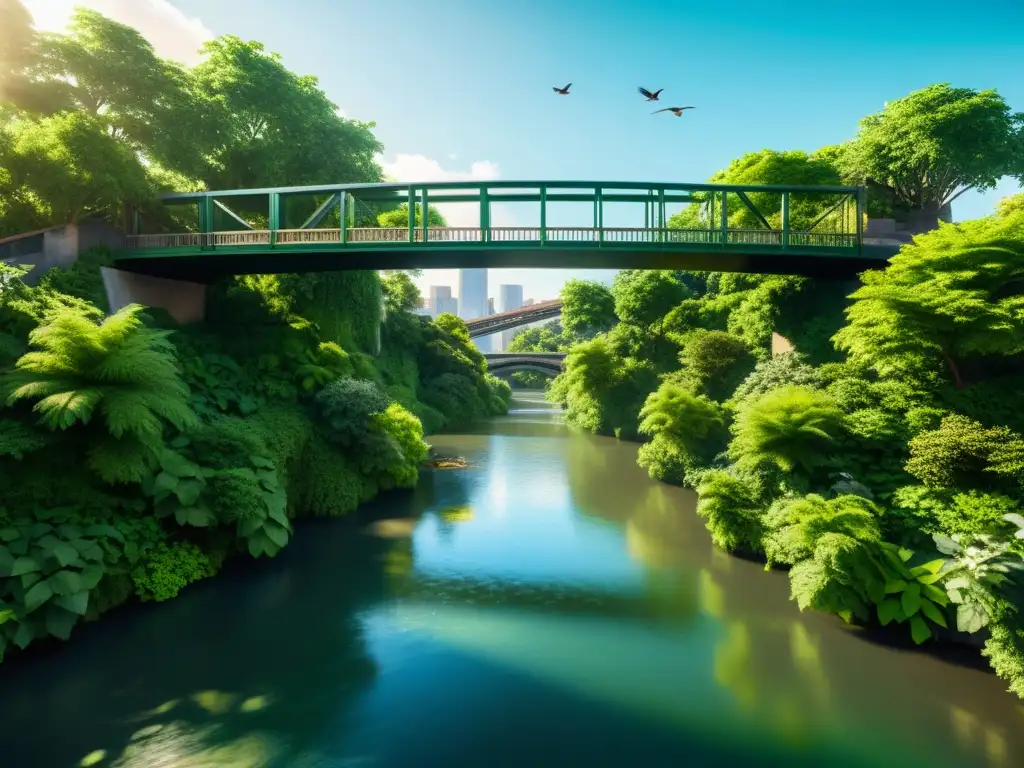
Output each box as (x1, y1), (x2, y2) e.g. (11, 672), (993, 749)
(652, 106), (696, 117)
(638, 87), (663, 101)
(553, 83), (572, 95)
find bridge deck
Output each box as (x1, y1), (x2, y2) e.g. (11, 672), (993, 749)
(115, 227), (893, 281)
(113, 180), (899, 280)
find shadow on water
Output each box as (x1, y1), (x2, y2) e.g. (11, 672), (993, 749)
(0, 522), (388, 767)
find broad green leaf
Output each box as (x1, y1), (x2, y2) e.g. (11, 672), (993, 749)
(1002, 512), (1024, 529)
(79, 564), (104, 590)
(54, 591), (89, 616)
(170, 435), (191, 448)
(916, 572), (945, 585)
(45, 606), (79, 640)
(932, 534), (961, 555)
(267, 506), (290, 527)
(70, 538), (104, 562)
(877, 598), (902, 626)
(909, 615), (932, 644)
(186, 506), (213, 527)
(24, 580), (54, 613)
(154, 471), (179, 495)
(901, 581), (922, 616)
(83, 524), (124, 542)
(56, 524), (83, 540)
(0, 527), (21, 542)
(13, 621), (35, 649)
(884, 579), (907, 594)
(957, 603), (988, 633)
(264, 522), (289, 548)
(237, 517), (263, 538)
(0, 608), (15, 625)
(919, 597), (948, 628)
(247, 536), (264, 558)
(21, 571), (41, 589)
(921, 583), (949, 606)
(910, 559), (946, 577)
(175, 478), (205, 506)
(47, 570), (82, 596)
(160, 450), (202, 479)
(9, 536), (29, 556)
(29, 522), (53, 537)
(0, 548), (15, 576)
(50, 542), (79, 568)
(10, 556), (41, 576)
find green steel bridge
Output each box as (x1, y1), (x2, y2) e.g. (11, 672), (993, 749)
(113, 181), (901, 281)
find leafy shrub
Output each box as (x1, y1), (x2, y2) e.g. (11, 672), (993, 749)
(729, 351), (823, 410)
(364, 403), (429, 489)
(1, 304), (196, 484)
(695, 469), (766, 553)
(984, 623), (1024, 699)
(675, 330), (756, 402)
(636, 382), (727, 482)
(728, 385), (845, 479)
(905, 414), (1024, 493)
(762, 493), (883, 567)
(0, 518), (128, 660)
(313, 377), (392, 447)
(132, 541), (212, 602)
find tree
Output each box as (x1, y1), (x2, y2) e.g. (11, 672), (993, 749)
(676, 330), (756, 402)
(667, 149), (845, 231)
(381, 272), (422, 314)
(560, 279), (616, 340)
(611, 270), (689, 332)
(838, 84), (1024, 233)
(376, 203), (446, 229)
(833, 210), (1024, 389)
(997, 193), (1024, 218)
(508, 320), (568, 353)
(3, 111), (154, 232)
(191, 36), (383, 189)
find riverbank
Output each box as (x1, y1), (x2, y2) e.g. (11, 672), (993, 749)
(0, 401), (1020, 767)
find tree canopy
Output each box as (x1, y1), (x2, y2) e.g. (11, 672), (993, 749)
(0, 7), (386, 237)
(560, 279), (616, 340)
(833, 209), (1024, 389)
(838, 84), (1024, 231)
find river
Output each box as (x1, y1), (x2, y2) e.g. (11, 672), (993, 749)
(1, 392), (1022, 767)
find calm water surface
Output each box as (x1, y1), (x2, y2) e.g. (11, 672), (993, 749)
(2, 392), (1023, 767)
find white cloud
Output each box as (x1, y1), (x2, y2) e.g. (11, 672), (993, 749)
(377, 153), (517, 227)
(25, 0), (213, 66)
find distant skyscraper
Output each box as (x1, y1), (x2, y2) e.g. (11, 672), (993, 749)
(488, 297), (495, 315)
(498, 284), (524, 351)
(428, 285), (452, 318)
(458, 269), (490, 352)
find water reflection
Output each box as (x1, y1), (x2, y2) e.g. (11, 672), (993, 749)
(0, 395), (1022, 767)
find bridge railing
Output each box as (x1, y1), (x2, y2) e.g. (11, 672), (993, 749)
(125, 226), (860, 252)
(122, 180), (867, 256)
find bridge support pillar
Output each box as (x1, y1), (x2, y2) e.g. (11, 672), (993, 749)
(101, 267), (207, 324)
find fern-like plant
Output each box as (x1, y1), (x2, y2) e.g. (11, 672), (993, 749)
(2, 304), (196, 483)
(729, 385), (845, 477)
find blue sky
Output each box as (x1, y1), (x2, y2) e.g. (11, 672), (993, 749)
(28, 0), (1024, 302)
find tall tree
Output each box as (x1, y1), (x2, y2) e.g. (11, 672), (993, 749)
(839, 84), (1024, 233)
(833, 209), (1024, 389)
(560, 279), (616, 340)
(668, 149), (846, 232)
(3, 112), (154, 233)
(192, 36), (383, 189)
(0, 0), (39, 110)
(612, 270), (690, 333)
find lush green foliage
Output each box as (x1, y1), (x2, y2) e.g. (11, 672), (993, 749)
(0, 3), (509, 671)
(836, 84), (1024, 228)
(545, 83), (1024, 701)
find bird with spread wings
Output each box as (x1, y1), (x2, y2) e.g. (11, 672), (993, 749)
(652, 106), (696, 117)
(637, 87), (663, 101)
(552, 83), (572, 95)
